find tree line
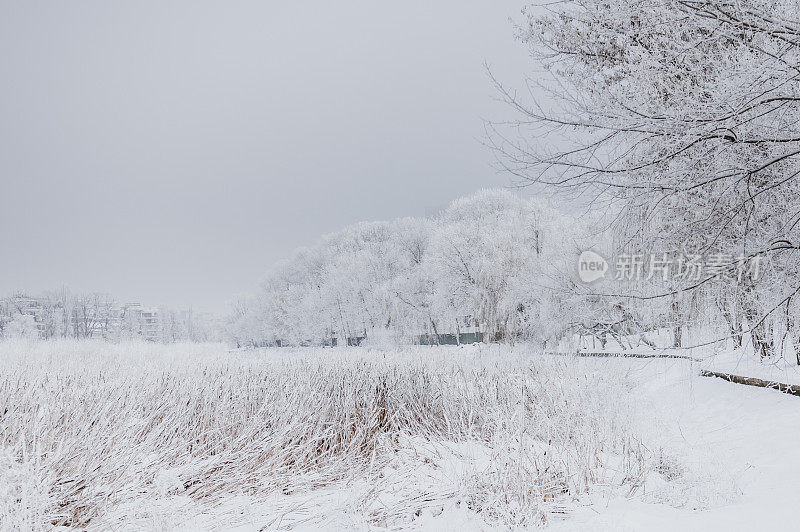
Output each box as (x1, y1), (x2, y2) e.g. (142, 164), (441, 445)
(0, 288), (220, 343)
(231, 0), (800, 360)
(226, 190), (585, 348)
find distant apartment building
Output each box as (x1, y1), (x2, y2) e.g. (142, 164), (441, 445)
(0, 292), (220, 343)
(120, 303), (160, 342)
(1, 295), (162, 342)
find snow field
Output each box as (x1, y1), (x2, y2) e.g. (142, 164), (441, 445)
(0, 340), (692, 529)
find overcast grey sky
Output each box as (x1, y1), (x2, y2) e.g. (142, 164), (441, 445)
(0, 1), (532, 313)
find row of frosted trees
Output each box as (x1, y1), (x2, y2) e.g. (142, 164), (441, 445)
(227, 190), (586, 348)
(228, 185), (799, 360)
(230, 0), (800, 359)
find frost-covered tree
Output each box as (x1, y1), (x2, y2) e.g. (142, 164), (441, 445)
(425, 189), (576, 343)
(5, 313), (39, 340)
(493, 0), (800, 357)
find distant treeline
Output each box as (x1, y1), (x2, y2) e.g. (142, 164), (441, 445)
(0, 289), (220, 343)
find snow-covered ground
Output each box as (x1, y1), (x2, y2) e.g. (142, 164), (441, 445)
(0, 340), (797, 530)
(228, 357), (800, 531)
(550, 357), (800, 530)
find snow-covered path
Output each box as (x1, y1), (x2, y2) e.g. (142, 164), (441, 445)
(552, 358), (800, 531)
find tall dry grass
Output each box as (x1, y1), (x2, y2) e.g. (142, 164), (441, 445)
(0, 340), (656, 529)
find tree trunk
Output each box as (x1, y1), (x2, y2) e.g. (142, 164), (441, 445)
(672, 297), (682, 348)
(796, 335), (800, 366)
(430, 319), (441, 346)
(719, 302), (742, 349)
(742, 301), (774, 359)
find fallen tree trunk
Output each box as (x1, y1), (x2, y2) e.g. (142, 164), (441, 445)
(547, 352), (800, 398)
(546, 351), (699, 361)
(700, 370), (800, 398)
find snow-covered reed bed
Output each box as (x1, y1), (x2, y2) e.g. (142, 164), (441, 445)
(0, 340), (660, 529)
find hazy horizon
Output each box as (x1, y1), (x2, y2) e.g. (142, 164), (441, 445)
(0, 1), (532, 313)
